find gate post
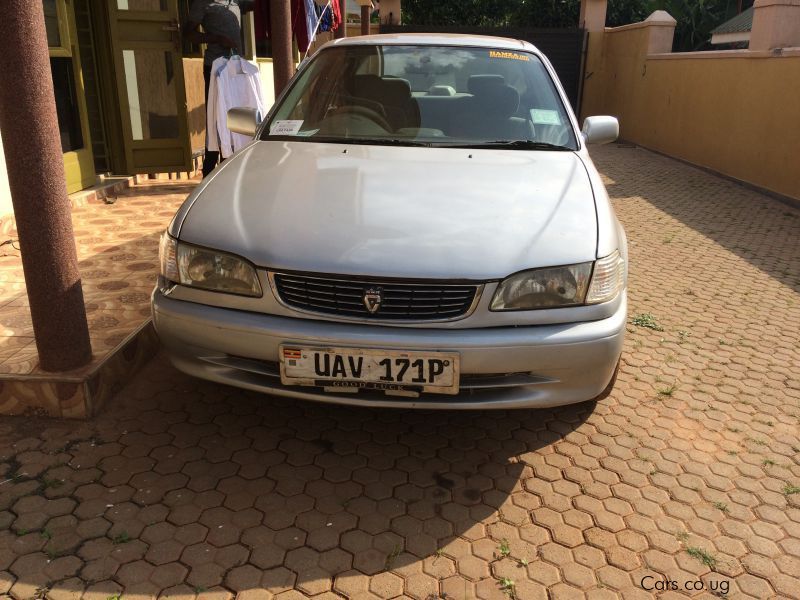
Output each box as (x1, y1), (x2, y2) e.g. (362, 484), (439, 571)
(579, 0), (608, 31)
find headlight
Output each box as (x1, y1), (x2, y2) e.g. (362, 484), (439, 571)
(490, 263), (592, 310)
(490, 250), (625, 310)
(159, 232), (262, 297)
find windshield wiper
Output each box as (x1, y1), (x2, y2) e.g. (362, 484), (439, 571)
(338, 138), (431, 147)
(439, 140), (573, 151)
(263, 135), (430, 147)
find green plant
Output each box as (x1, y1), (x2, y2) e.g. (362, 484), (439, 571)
(112, 531), (131, 545)
(631, 313), (664, 331)
(40, 476), (64, 489)
(762, 459), (776, 467)
(712, 502), (729, 513)
(498, 539), (511, 558)
(385, 544), (402, 570)
(783, 484), (800, 495)
(657, 383), (678, 397)
(498, 577), (516, 598)
(686, 547), (717, 569)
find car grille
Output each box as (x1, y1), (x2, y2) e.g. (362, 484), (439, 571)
(272, 273), (479, 321)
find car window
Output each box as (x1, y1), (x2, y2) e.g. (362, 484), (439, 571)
(263, 44), (577, 149)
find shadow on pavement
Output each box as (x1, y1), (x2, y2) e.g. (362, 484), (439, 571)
(0, 355), (594, 596)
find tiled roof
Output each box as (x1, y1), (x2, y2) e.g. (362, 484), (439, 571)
(711, 6), (753, 35)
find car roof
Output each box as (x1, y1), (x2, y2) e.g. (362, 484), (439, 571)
(327, 33), (540, 54)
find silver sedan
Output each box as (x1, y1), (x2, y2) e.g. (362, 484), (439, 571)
(153, 34), (627, 409)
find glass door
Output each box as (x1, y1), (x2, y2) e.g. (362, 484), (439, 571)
(44, 0), (96, 193)
(109, 0), (192, 173)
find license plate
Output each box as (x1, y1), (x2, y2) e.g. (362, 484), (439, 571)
(279, 345), (460, 395)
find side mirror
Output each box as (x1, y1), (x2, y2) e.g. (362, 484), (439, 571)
(227, 107), (261, 137)
(582, 116), (619, 145)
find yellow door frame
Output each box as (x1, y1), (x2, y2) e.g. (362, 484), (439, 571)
(49, 0), (95, 193)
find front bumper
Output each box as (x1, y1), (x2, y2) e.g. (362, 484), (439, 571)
(152, 289), (626, 409)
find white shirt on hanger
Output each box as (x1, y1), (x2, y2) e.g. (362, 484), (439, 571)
(207, 56), (265, 159)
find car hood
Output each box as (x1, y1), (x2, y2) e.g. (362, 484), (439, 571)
(178, 141), (598, 280)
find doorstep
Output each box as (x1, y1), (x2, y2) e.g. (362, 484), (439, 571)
(0, 176), (198, 418)
(0, 321), (159, 418)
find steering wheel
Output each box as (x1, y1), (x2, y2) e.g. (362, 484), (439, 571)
(326, 105), (393, 132)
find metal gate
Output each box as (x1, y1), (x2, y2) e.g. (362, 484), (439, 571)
(379, 25), (587, 114)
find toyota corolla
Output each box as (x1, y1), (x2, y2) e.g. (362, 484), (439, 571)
(152, 34), (627, 409)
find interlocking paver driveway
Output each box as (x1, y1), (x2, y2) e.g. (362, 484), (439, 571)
(1, 144), (799, 599)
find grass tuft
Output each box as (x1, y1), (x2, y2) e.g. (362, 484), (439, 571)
(631, 313), (664, 331)
(686, 547), (717, 569)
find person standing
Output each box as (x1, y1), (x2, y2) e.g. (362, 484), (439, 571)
(184, 0), (254, 177)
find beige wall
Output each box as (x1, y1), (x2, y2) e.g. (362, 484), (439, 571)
(257, 59), (277, 110)
(582, 24), (800, 201)
(0, 131), (13, 229)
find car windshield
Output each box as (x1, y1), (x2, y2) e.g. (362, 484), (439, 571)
(262, 44), (578, 150)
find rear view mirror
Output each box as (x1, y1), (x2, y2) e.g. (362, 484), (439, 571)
(582, 116), (619, 145)
(227, 107), (261, 137)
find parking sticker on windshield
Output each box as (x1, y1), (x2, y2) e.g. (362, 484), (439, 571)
(531, 109), (562, 126)
(270, 120), (304, 136)
(489, 50), (530, 61)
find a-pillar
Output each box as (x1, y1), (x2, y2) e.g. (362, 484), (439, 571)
(0, 0), (92, 372)
(750, 0), (800, 51)
(270, 0), (293, 96)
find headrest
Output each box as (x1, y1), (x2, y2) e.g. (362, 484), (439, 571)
(353, 74), (412, 106)
(381, 77), (412, 103)
(467, 74), (506, 96)
(468, 76), (519, 119)
(352, 74), (383, 98)
(427, 85), (456, 97)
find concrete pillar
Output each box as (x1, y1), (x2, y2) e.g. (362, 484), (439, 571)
(0, 0), (92, 372)
(358, 0), (372, 36)
(643, 10), (677, 54)
(579, 0), (607, 32)
(270, 0), (293, 96)
(750, 0), (800, 51)
(242, 12), (256, 60)
(334, 0), (347, 39)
